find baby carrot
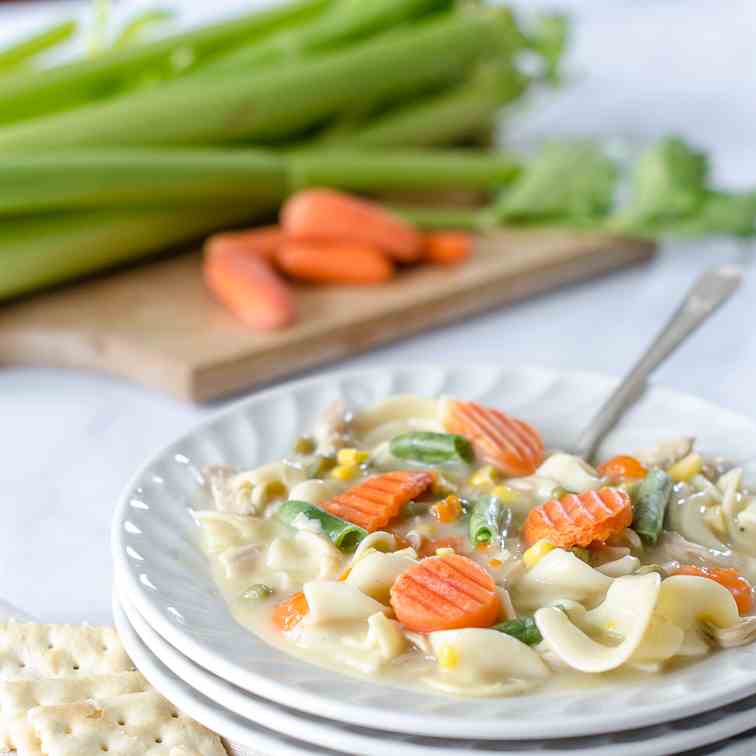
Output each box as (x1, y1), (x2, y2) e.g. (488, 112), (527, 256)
(673, 565), (753, 615)
(204, 225), (284, 262)
(281, 189), (422, 262)
(422, 231), (473, 266)
(442, 399), (544, 477)
(597, 455), (648, 482)
(272, 591), (309, 632)
(522, 487), (633, 549)
(203, 243), (297, 330)
(276, 240), (394, 285)
(390, 553), (500, 633)
(321, 471), (434, 532)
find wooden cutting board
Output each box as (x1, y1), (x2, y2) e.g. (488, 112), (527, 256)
(0, 230), (654, 402)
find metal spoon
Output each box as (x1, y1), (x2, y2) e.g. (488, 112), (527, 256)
(574, 264), (743, 462)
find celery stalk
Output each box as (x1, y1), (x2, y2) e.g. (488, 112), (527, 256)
(198, 0), (452, 75)
(0, 0), (331, 126)
(0, 10), (511, 150)
(0, 148), (518, 215)
(0, 205), (268, 301)
(391, 205), (492, 231)
(0, 20), (77, 74)
(338, 63), (527, 147)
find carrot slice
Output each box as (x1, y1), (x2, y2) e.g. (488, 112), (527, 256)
(204, 225), (283, 262)
(321, 471), (433, 532)
(276, 240), (394, 285)
(597, 455), (648, 482)
(422, 231), (473, 266)
(390, 553), (500, 632)
(442, 399), (544, 476)
(281, 189), (421, 262)
(203, 243), (297, 330)
(272, 591), (309, 632)
(673, 565), (754, 615)
(522, 487), (633, 548)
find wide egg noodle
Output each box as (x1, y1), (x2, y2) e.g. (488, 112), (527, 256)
(302, 581), (388, 625)
(512, 549), (612, 612)
(351, 396), (441, 448)
(535, 573), (661, 673)
(346, 549), (417, 604)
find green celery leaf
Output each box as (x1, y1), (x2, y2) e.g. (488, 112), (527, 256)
(496, 141), (617, 224)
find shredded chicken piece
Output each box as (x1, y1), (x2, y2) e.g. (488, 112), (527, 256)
(313, 400), (351, 454)
(636, 437), (694, 468)
(703, 617), (756, 648)
(218, 543), (260, 579)
(654, 531), (736, 569)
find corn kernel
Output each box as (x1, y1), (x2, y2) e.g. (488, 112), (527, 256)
(438, 645), (459, 669)
(469, 465), (499, 489)
(523, 539), (555, 569)
(436, 547), (456, 557)
(337, 448), (369, 466)
(331, 464), (359, 481)
(492, 485), (520, 503)
(667, 453), (703, 483)
(262, 480), (286, 499)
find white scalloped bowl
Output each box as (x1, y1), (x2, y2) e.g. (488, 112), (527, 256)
(112, 365), (756, 739)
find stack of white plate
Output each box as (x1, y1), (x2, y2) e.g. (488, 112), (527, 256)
(111, 366), (756, 756)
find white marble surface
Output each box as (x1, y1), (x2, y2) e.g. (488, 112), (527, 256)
(0, 1), (754, 625)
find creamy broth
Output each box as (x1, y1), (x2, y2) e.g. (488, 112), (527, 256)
(195, 396), (756, 698)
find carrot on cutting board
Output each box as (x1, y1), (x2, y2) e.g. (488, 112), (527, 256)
(272, 591), (309, 632)
(320, 471), (434, 532)
(442, 399), (544, 477)
(203, 243), (296, 330)
(522, 487), (633, 549)
(281, 189), (422, 262)
(422, 231), (473, 266)
(390, 553), (500, 633)
(673, 565), (754, 615)
(276, 240), (394, 285)
(204, 225), (284, 262)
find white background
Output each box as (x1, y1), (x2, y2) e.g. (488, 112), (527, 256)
(0, 1), (754, 624)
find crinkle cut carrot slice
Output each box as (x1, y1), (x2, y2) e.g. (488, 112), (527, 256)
(442, 399), (544, 476)
(390, 553), (500, 633)
(522, 487), (633, 548)
(321, 471), (434, 532)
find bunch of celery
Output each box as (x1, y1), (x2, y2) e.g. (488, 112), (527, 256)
(0, 0), (563, 300)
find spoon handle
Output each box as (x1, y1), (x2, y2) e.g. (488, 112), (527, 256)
(574, 264), (743, 462)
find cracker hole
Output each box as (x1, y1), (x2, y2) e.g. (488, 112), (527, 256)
(155, 738), (163, 744)
(64, 727), (72, 735)
(72, 665), (80, 671)
(117, 720), (125, 726)
(100, 746), (108, 752)
(171, 713), (179, 719)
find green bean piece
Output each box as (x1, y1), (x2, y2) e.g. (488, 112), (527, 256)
(390, 432), (473, 465)
(277, 500), (367, 553)
(242, 584), (273, 601)
(468, 496), (511, 545)
(632, 469), (673, 545)
(494, 616), (542, 646)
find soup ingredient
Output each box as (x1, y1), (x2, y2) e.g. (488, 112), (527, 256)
(522, 487), (633, 548)
(277, 500), (368, 552)
(281, 189), (421, 261)
(320, 470), (434, 532)
(522, 539), (555, 568)
(421, 231), (473, 266)
(597, 455), (648, 483)
(667, 452), (704, 483)
(390, 431), (473, 465)
(272, 591), (310, 632)
(336, 448), (369, 466)
(242, 584), (274, 601)
(469, 496), (511, 546)
(494, 616), (543, 646)
(205, 225), (283, 262)
(672, 565), (753, 615)
(390, 553), (500, 632)
(442, 400), (544, 476)
(631, 468), (673, 545)
(418, 536), (465, 558)
(431, 495), (463, 523)
(703, 616), (756, 648)
(276, 240), (394, 284)
(203, 242), (297, 330)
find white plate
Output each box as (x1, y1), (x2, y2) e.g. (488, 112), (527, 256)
(112, 365), (756, 739)
(114, 581), (756, 756)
